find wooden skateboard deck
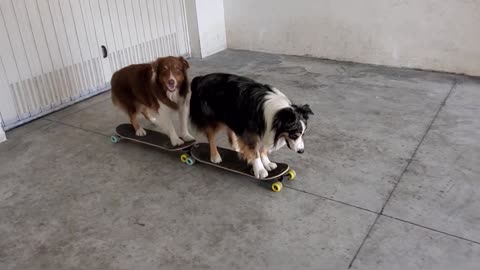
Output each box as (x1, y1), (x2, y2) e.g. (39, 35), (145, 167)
(190, 143), (290, 180)
(113, 124), (195, 151)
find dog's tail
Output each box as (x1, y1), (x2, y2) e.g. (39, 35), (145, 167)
(190, 76), (202, 94)
(189, 75), (202, 108)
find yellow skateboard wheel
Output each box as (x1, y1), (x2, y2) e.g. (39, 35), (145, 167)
(287, 169), (296, 180)
(180, 154), (189, 163)
(271, 181), (283, 192)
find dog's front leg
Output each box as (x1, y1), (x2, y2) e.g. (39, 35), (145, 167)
(243, 149), (268, 179)
(156, 107), (184, 146)
(252, 152), (269, 179)
(240, 140), (268, 179)
(260, 148), (277, 171)
(178, 99), (195, 142)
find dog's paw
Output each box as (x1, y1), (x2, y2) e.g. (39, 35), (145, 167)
(264, 162), (277, 171)
(254, 167), (268, 179)
(170, 136), (184, 146)
(181, 132), (195, 142)
(210, 153), (222, 164)
(135, 128), (147, 136)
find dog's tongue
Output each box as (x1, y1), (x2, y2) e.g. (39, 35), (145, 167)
(167, 85), (176, 92)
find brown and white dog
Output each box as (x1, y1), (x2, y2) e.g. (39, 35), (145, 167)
(111, 56), (194, 146)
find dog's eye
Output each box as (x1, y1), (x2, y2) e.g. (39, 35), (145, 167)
(289, 134), (298, 140)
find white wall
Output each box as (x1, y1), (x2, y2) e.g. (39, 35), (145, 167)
(186, 0), (227, 58)
(224, 0), (480, 76)
(0, 124), (5, 143)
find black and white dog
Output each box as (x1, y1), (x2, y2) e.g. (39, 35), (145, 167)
(190, 73), (313, 179)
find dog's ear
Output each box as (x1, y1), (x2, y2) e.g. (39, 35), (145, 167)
(294, 104), (314, 120)
(273, 108), (297, 131)
(178, 57), (190, 96)
(151, 58), (162, 73)
(179, 56), (189, 69)
(151, 58), (164, 84)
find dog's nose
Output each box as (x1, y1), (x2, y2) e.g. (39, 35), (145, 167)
(168, 79), (175, 85)
(297, 149), (304, 154)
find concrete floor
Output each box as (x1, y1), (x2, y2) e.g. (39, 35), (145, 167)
(1, 50), (479, 270)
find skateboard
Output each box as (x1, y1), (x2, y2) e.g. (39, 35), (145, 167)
(110, 124), (196, 163)
(111, 124), (296, 192)
(188, 143), (296, 192)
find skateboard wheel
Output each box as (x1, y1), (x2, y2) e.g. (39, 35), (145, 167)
(185, 157), (196, 166)
(180, 154), (189, 163)
(271, 181), (283, 192)
(287, 169), (296, 180)
(110, 135), (120, 144)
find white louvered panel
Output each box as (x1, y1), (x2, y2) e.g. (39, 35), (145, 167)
(0, 0), (190, 130)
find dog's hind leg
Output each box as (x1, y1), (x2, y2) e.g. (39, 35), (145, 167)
(129, 112), (146, 136)
(206, 126), (222, 163)
(140, 107), (157, 124)
(227, 128), (240, 152)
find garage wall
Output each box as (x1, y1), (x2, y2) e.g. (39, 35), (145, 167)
(224, 0), (480, 76)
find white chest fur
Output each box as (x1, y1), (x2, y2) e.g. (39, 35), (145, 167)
(167, 90), (180, 104)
